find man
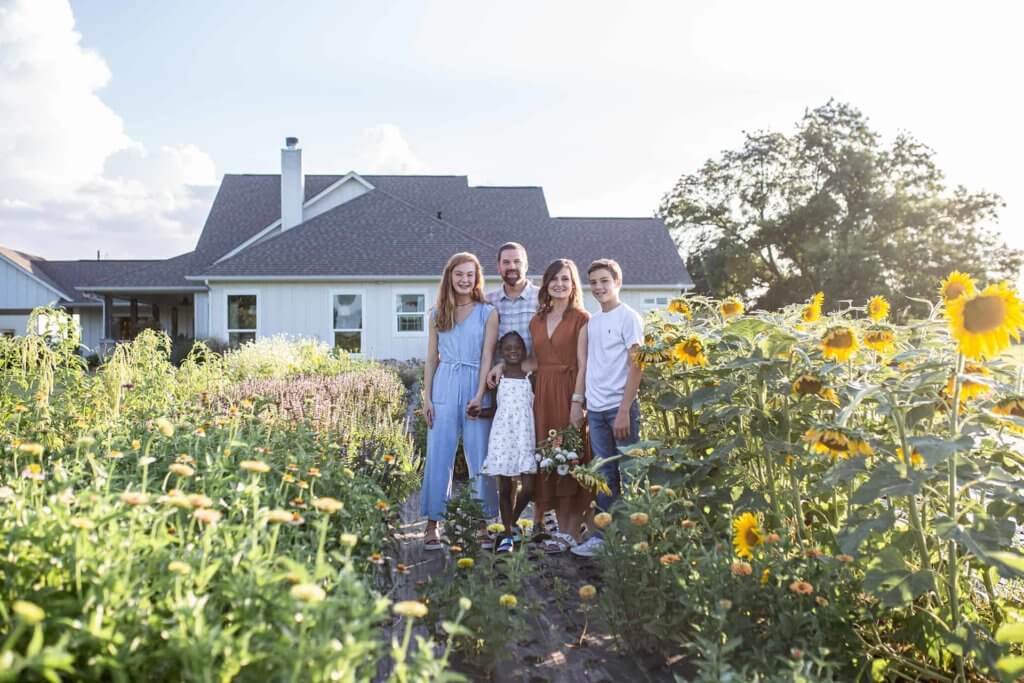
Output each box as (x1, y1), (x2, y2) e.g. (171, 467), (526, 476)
(478, 242), (539, 534)
(486, 242), (540, 356)
(571, 258), (643, 558)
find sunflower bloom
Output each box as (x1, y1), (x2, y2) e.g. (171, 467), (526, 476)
(792, 374), (839, 405)
(720, 298), (744, 319)
(946, 282), (1024, 359)
(940, 271), (977, 304)
(863, 326), (896, 353)
(672, 336), (708, 367)
(944, 362), (991, 402)
(993, 397), (1024, 432)
(804, 427), (873, 459)
(667, 298), (692, 319)
(802, 292), (824, 323)
(821, 326), (859, 362)
(867, 295), (889, 322)
(896, 447), (924, 467)
(732, 512), (763, 559)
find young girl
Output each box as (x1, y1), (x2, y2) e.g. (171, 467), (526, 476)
(480, 331), (536, 553)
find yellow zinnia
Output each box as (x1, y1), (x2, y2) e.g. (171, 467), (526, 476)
(821, 326), (859, 363)
(667, 298), (692, 320)
(944, 362), (991, 403)
(802, 292), (824, 323)
(946, 282), (1024, 360)
(867, 295), (889, 322)
(720, 297), (744, 319)
(863, 326), (896, 353)
(499, 594), (518, 608)
(393, 600), (428, 619)
(940, 271), (977, 304)
(732, 512), (763, 559)
(672, 336), (708, 367)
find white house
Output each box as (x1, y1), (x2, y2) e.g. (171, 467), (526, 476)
(0, 138), (692, 360)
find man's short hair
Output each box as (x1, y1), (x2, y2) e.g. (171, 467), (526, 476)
(587, 258), (622, 282)
(497, 242), (527, 263)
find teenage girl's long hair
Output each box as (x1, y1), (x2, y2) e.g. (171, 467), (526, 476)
(434, 252), (486, 331)
(537, 258), (584, 318)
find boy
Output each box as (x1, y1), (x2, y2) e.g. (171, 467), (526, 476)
(571, 259), (644, 558)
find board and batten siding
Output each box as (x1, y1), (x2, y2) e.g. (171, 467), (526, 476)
(0, 257), (63, 309)
(207, 280), (683, 361)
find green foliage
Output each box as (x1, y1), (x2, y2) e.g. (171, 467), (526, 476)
(659, 100), (1023, 311)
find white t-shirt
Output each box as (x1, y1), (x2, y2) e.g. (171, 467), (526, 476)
(585, 302), (644, 412)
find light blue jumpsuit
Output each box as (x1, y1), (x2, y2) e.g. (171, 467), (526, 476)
(421, 303), (500, 521)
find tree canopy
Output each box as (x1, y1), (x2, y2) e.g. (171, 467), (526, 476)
(659, 100), (1022, 314)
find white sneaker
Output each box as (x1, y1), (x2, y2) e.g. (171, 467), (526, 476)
(570, 535), (604, 558)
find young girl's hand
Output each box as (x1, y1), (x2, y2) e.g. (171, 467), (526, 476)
(569, 402), (584, 429)
(466, 395), (482, 419)
(423, 399), (435, 428)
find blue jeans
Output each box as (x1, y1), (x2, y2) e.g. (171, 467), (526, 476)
(588, 400), (639, 516)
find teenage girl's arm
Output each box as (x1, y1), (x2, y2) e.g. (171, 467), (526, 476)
(422, 316), (439, 428)
(468, 309), (499, 418)
(570, 325), (588, 429)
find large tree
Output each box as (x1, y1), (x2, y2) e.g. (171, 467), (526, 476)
(659, 100), (1022, 313)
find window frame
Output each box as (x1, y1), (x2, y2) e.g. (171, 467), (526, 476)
(392, 287), (429, 338)
(328, 287), (367, 355)
(225, 289), (260, 348)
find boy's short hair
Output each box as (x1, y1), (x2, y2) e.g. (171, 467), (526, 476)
(587, 258), (622, 282)
(497, 242), (527, 263)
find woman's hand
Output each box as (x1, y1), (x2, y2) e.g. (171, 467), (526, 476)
(423, 399), (435, 428)
(466, 395), (482, 420)
(569, 402), (584, 429)
(486, 363), (504, 389)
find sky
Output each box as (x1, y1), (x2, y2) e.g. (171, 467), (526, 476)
(0, 0), (1021, 268)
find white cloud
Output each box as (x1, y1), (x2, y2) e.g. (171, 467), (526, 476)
(353, 124), (427, 174)
(0, 0), (217, 259)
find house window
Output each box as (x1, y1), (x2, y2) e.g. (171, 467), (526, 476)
(1, 330), (14, 338)
(396, 293), (426, 333)
(227, 294), (257, 347)
(332, 293), (363, 352)
(642, 296), (669, 310)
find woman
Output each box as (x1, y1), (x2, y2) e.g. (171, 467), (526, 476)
(529, 259), (591, 553)
(421, 252), (499, 550)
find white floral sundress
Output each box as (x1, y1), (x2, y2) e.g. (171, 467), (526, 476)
(481, 377), (537, 477)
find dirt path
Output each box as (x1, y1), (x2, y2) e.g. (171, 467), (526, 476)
(386, 491), (690, 682)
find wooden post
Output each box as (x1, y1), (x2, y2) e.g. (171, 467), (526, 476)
(130, 298), (138, 337)
(171, 306), (179, 338)
(152, 304), (160, 324)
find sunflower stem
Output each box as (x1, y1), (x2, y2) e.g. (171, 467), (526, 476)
(892, 403), (935, 601)
(948, 352), (965, 682)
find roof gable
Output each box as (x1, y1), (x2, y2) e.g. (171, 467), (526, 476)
(0, 246), (72, 300)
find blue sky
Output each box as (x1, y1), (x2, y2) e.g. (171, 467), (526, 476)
(2, 0), (1022, 266)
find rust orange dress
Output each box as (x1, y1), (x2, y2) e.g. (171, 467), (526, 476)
(530, 308), (592, 512)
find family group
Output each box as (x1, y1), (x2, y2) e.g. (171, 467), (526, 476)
(419, 242), (643, 557)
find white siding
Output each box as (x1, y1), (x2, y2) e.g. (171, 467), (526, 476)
(0, 258), (62, 309)
(194, 292), (210, 339)
(76, 308), (103, 350)
(0, 313), (29, 337)
(206, 280), (683, 361)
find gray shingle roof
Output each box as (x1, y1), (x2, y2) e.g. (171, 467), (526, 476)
(72, 172), (689, 289)
(39, 259), (161, 303)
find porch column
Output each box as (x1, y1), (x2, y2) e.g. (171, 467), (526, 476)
(171, 306), (179, 338)
(152, 304), (160, 331)
(103, 294), (114, 340)
(130, 298), (138, 337)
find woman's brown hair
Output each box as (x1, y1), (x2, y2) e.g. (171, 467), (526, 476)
(537, 258), (584, 318)
(434, 252), (486, 331)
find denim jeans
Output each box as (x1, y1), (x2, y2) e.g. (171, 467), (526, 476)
(588, 400), (639, 516)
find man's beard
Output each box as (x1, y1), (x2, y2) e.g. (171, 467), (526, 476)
(502, 270), (522, 286)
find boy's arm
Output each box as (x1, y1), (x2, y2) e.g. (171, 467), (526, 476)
(613, 345), (642, 440)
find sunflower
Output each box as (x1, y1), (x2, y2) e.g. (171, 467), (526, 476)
(803, 426), (873, 459)
(944, 362), (992, 403)
(863, 326), (896, 353)
(667, 298), (692, 319)
(821, 326), (859, 362)
(867, 295), (890, 322)
(634, 343), (670, 368)
(993, 396), (1024, 432)
(802, 292), (824, 323)
(940, 271), (977, 304)
(720, 297), (744, 319)
(672, 335), (708, 367)
(895, 447), (924, 467)
(791, 374), (839, 405)
(732, 512), (763, 559)
(946, 282), (1024, 359)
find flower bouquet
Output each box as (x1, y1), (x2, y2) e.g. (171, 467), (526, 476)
(534, 426), (583, 477)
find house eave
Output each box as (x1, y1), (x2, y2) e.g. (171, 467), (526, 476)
(185, 274), (691, 289)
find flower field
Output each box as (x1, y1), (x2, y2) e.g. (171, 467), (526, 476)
(0, 314), (462, 682)
(586, 274), (1024, 680)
